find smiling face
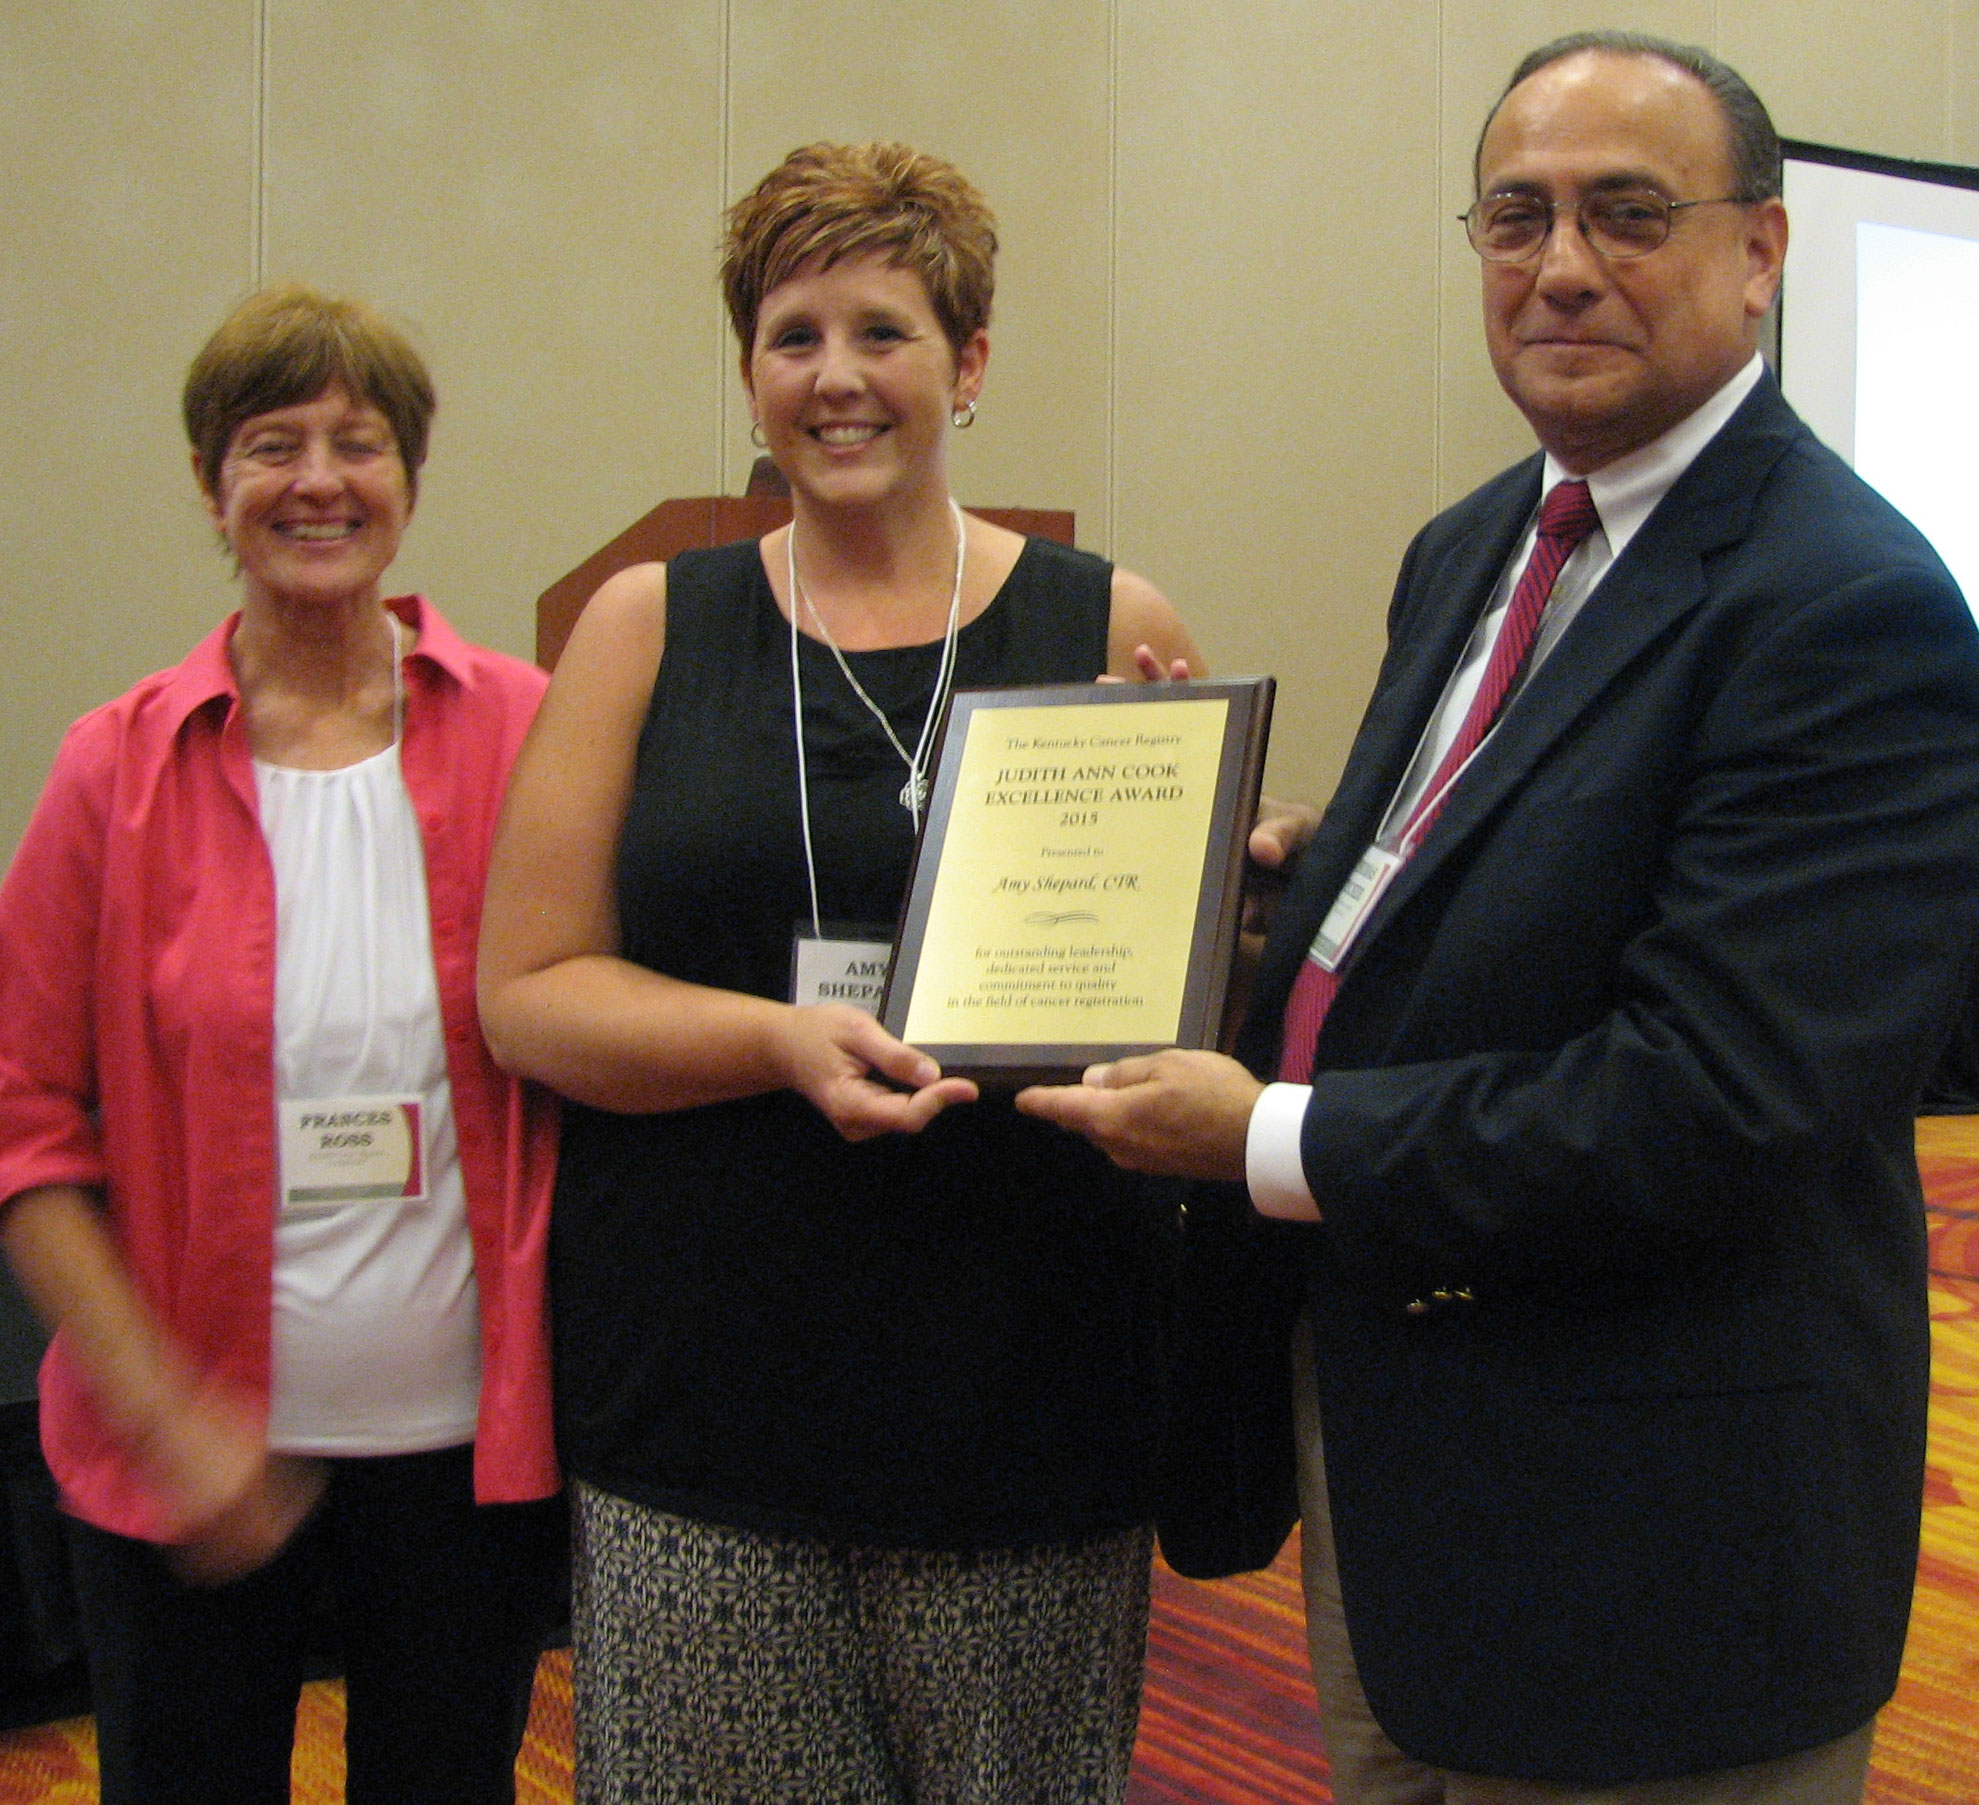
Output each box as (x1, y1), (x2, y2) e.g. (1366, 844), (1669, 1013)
(1476, 50), (1787, 472)
(743, 252), (987, 515)
(201, 384), (411, 612)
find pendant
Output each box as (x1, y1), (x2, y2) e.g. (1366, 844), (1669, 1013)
(900, 771), (929, 813)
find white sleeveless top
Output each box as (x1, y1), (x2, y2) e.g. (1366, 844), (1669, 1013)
(255, 741), (481, 1454)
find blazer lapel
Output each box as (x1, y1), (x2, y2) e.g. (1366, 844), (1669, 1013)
(1361, 378), (1802, 939)
(1240, 460), (1542, 1069)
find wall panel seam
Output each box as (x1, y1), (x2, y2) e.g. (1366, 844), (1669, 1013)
(1105, 0), (1120, 554)
(253, 0), (269, 285)
(1432, 0), (1443, 505)
(716, 0), (734, 494)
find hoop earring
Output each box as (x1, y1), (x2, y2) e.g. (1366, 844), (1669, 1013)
(750, 421), (768, 448)
(951, 399), (977, 429)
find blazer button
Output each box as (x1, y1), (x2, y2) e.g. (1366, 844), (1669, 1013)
(1405, 1298), (1431, 1315)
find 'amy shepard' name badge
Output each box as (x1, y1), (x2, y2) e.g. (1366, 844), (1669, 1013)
(790, 932), (893, 1012)
(279, 1095), (426, 1214)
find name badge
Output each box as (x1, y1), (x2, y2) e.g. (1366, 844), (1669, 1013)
(790, 933), (893, 1012)
(1309, 846), (1403, 972)
(278, 1095), (426, 1214)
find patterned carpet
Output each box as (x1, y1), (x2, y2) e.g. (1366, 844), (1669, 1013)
(1881, 1115), (1979, 1805)
(1, 1118), (1976, 1801)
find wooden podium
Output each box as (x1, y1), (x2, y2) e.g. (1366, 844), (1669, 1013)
(535, 462), (1074, 668)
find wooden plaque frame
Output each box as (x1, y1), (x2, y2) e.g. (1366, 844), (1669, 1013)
(879, 678), (1274, 1086)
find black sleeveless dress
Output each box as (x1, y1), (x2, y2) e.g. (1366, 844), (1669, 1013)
(550, 536), (1176, 1550)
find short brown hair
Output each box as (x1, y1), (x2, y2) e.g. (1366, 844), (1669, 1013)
(183, 283), (437, 500)
(721, 142), (998, 358)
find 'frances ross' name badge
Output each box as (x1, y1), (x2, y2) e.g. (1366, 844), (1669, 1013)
(278, 1095), (426, 1215)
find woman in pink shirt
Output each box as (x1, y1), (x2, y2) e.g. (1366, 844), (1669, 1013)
(0, 284), (560, 1805)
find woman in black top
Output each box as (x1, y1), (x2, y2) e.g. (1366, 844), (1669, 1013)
(480, 142), (1201, 1804)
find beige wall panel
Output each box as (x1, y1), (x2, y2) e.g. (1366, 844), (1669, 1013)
(1722, 2), (1948, 164)
(261, 0), (725, 663)
(13, 2), (1975, 870)
(1956, 0), (1979, 163)
(724, 1), (1112, 535)
(2, 1), (256, 863)
(1433, 2), (1717, 510)
(1114, 0), (1440, 802)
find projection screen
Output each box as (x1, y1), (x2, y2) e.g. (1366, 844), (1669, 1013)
(1780, 140), (1979, 616)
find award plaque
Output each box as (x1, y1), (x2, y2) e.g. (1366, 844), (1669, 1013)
(880, 677), (1274, 1085)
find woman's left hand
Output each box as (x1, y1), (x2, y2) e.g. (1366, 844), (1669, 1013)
(1095, 644), (1192, 687)
(1121, 642), (1193, 682)
(1104, 570), (1202, 682)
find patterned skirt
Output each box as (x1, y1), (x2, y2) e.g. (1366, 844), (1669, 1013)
(570, 1480), (1153, 1804)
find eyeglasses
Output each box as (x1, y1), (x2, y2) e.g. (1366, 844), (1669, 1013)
(1461, 191), (1749, 262)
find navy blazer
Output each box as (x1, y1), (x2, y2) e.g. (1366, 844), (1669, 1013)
(1238, 375), (1979, 1783)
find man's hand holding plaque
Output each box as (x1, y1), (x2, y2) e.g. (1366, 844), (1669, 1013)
(1013, 1048), (1261, 1181)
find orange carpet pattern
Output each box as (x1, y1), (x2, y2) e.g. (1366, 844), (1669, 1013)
(0, 1119), (1975, 1802)
(1882, 1115), (1979, 1805)
(1127, 1533), (1328, 1801)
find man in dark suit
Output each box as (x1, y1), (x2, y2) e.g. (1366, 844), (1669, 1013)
(1020, 30), (1979, 1804)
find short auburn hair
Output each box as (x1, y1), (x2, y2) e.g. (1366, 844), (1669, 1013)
(721, 142), (998, 358)
(183, 283), (436, 499)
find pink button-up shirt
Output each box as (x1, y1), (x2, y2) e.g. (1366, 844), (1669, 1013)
(0, 597), (559, 1538)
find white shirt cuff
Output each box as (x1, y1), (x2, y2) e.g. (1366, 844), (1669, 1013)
(1246, 1082), (1320, 1221)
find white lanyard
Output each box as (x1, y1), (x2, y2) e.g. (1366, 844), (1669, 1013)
(787, 501), (965, 935)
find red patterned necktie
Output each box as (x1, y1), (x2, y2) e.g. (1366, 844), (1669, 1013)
(1277, 480), (1599, 1081)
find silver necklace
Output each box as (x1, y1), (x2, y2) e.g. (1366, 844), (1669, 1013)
(786, 498), (965, 818)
